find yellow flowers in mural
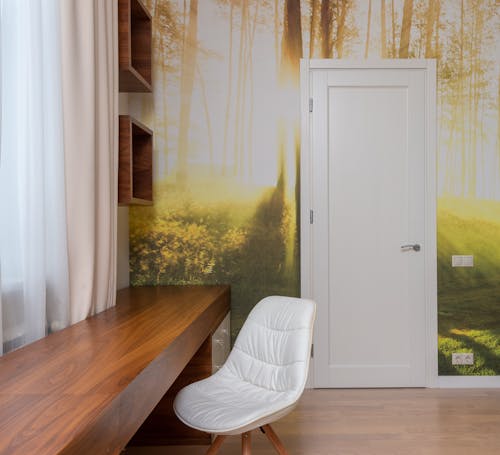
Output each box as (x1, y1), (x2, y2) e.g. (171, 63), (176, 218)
(131, 0), (500, 373)
(131, 200), (246, 283)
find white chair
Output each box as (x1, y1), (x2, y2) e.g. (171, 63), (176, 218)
(174, 295), (316, 454)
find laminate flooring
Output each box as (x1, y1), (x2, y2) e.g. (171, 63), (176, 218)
(125, 388), (500, 454)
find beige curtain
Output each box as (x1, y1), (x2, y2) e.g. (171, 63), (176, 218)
(60, 0), (118, 323)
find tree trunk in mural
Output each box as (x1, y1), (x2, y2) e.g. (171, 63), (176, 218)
(233, 0), (247, 177)
(309, 0), (319, 57)
(311, 0), (353, 60)
(274, 0), (280, 65)
(399, 0), (413, 58)
(380, 0), (387, 58)
(424, 0), (436, 58)
(222, 2), (234, 176)
(335, 0), (348, 58)
(497, 72), (500, 188)
(196, 64), (214, 175)
(156, 13), (167, 176)
(468, 1), (490, 198)
(442, 1), (464, 194)
(246, 2), (260, 180)
(459, 0), (466, 194)
(177, 0), (198, 186)
(498, 71), (500, 176)
(281, 0), (302, 284)
(151, 2), (175, 178)
(364, 0), (371, 58)
(435, 0), (441, 58)
(391, 0), (397, 57)
(320, 0), (333, 58)
(230, 0), (263, 180)
(365, 0), (372, 58)
(280, 0), (302, 86)
(467, 2), (478, 198)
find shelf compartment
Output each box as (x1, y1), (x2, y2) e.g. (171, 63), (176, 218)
(119, 0), (152, 92)
(119, 115), (153, 205)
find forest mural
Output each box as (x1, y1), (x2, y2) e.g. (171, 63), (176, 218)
(129, 0), (500, 375)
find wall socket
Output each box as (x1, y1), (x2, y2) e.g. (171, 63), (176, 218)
(452, 353), (474, 365)
(452, 255), (474, 267)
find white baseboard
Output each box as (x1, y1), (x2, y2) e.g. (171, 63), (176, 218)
(306, 374), (500, 389)
(437, 376), (500, 388)
(306, 361), (500, 389)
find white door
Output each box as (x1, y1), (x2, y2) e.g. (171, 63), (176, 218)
(301, 61), (437, 388)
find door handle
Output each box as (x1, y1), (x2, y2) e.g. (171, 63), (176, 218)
(401, 244), (421, 252)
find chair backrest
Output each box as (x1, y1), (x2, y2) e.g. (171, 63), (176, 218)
(220, 296), (316, 398)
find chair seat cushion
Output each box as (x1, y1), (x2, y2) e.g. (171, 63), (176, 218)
(173, 369), (298, 435)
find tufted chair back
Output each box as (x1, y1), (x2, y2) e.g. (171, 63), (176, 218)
(222, 296), (316, 397)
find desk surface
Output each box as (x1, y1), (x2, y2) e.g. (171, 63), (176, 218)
(0, 285), (230, 455)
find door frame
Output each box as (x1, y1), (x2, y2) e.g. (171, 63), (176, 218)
(300, 59), (438, 388)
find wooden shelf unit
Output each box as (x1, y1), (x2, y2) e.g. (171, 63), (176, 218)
(119, 0), (152, 92)
(119, 115), (153, 205)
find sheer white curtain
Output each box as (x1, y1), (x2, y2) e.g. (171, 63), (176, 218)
(0, 0), (69, 354)
(0, 0), (117, 354)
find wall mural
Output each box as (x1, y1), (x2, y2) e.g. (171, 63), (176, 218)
(130, 0), (500, 375)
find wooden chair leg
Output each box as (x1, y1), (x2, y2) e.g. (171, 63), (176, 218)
(262, 424), (288, 455)
(206, 435), (227, 455)
(242, 431), (252, 455)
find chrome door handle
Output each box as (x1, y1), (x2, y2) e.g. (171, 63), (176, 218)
(401, 244), (421, 252)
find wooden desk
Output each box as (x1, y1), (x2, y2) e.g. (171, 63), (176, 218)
(0, 285), (230, 454)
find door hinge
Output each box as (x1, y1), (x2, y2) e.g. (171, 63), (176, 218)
(310, 209), (314, 224)
(311, 344), (314, 358)
(309, 98), (313, 113)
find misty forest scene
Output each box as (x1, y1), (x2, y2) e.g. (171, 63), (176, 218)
(128, 0), (500, 374)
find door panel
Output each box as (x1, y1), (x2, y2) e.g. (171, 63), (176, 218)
(311, 68), (428, 388)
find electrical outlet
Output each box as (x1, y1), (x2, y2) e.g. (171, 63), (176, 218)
(452, 353), (474, 365)
(452, 255), (474, 267)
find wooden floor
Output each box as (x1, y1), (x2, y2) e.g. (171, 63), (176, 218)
(126, 388), (500, 454)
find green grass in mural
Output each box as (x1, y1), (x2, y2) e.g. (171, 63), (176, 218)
(437, 197), (500, 375)
(130, 176), (300, 342)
